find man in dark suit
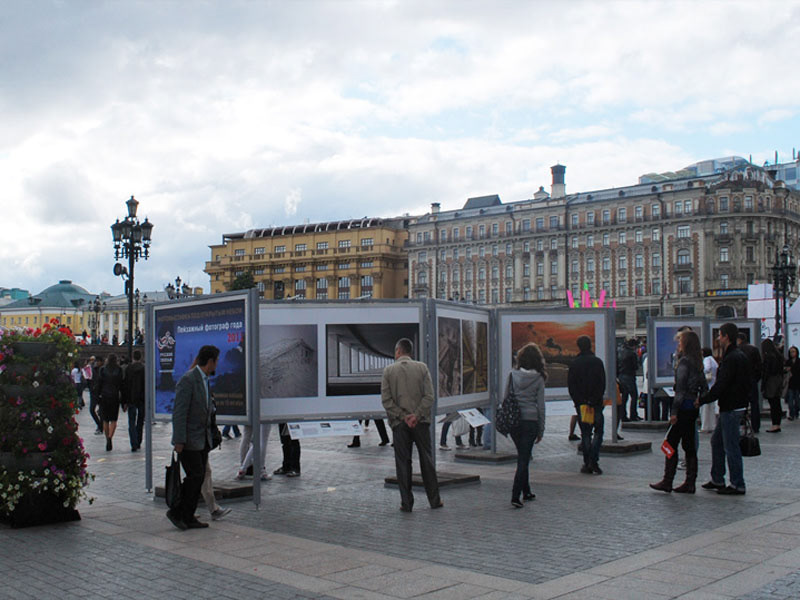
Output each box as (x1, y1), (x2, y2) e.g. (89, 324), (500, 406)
(123, 349), (145, 452)
(381, 338), (442, 512)
(167, 345), (219, 530)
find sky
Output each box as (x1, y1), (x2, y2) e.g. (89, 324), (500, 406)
(2, 0), (799, 298)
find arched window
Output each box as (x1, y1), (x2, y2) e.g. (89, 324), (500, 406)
(677, 249), (691, 265)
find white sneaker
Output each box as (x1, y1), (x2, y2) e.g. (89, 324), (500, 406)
(439, 444), (452, 451)
(235, 470), (245, 480)
(260, 471), (272, 481)
(211, 507), (231, 521)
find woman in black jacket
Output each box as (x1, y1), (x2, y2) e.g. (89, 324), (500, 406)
(97, 354), (124, 451)
(650, 330), (706, 494)
(762, 338), (785, 433)
(785, 346), (800, 421)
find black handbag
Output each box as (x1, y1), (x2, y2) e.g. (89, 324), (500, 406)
(165, 451), (183, 509)
(495, 374), (521, 436)
(739, 411), (761, 457)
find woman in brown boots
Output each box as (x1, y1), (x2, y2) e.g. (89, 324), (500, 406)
(650, 330), (707, 494)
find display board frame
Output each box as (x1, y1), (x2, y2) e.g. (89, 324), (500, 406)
(431, 301), (491, 413)
(496, 308), (616, 412)
(646, 316), (706, 388)
(709, 318), (760, 349)
(257, 299), (427, 422)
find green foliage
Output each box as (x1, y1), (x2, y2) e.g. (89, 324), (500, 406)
(229, 269), (255, 290)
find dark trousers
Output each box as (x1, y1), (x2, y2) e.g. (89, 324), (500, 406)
(767, 396), (783, 426)
(351, 419), (390, 446)
(127, 403), (145, 450)
(619, 374), (638, 418)
(510, 420), (539, 501)
(663, 409), (699, 481)
(279, 426), (301, 472)
(177, 448), (208, 522)
(578, 408), (604, 466)
(749, 381), (761, 432)
(392, 422), (441, 509)
(89, 390), (102, 431)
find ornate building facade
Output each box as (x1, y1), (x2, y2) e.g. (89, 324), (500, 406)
(204, 218), (409, 300)
(408, 160), (800, 337)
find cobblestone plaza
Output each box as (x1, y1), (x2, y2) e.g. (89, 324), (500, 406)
(4, 404), (800, 600)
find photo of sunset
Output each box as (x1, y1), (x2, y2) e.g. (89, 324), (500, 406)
(510, 321), (596, 387)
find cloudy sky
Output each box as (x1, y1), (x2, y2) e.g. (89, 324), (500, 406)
(2, 0), (799, 297)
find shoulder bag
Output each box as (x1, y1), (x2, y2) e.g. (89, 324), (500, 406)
(495, 374), (521, 436)
(165, 451), (183, 509)
(739, 410), (761, 457)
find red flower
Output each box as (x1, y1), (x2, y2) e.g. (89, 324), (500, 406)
(38, 442), (47, 451)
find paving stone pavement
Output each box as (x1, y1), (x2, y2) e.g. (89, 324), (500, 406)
(3, 401), (800, 599)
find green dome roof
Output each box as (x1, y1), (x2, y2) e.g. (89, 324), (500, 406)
(6, 280), (96, 310)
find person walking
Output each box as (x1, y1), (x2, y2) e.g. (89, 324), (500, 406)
(698, 324), (750, 495)
(568, 335), (606, 475)
(273, 424), (301, 477)
(123, 349), (146, 451)
(381, 337), (443, 512)
(737, 332), (762, 433)
(237, 423), (272, 480)
(650, 330), (706, 494)
(97, 354), (124, 451)
(168, 345), (220, 530)
(762, 338), (785, 433)
(504, 343), (546, 508)
(617, 338), (640, 421)
(785, 346), (800, 421)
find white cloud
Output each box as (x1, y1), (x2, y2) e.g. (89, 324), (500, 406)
(284, 189), (302, 217)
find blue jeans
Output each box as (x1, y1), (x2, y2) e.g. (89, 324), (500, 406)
(510, 420), (539, 500)
(710, 409), (745, 491)
(578, 407), (604, 466)
(127, 403), (144, 450)
(787, 389), (800, 420)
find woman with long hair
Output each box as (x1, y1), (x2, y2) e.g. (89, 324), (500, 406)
(785, 346), (800, 421)
(762, 338), (785, 433)
(504, 342), (546, 508)
(650, 330), (706, 493)
(97, 353), (124, 451)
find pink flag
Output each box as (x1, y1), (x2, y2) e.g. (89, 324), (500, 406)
(566, 289), (575, 308)
(612, 299), (617, 308)
(598, 289), (607, 307)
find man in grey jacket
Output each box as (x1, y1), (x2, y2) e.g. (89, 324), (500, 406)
(168, 345), (219, 530)
(381, 338), (443, 512)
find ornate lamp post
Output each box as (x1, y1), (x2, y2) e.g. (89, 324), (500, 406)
(771, 244), (797, 343)
(133, 288), (148, 332)
(88, 296), (106, 344)
(165, 276), (192, 300)
(111, 196), (153, 361)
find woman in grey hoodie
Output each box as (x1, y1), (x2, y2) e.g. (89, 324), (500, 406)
(505, 343), (547, 508)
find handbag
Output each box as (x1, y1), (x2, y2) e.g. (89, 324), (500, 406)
(495, 375), (521, 436)
(764, 373), (783, 399)
(451, 415), (470, 437)
(739, 411), (761, 457)
(165, 451), (183, 509)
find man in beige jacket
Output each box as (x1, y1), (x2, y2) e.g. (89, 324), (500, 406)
(381, 338), (443, 512)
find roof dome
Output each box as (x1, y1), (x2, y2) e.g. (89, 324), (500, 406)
(40, 280), (92, 297)
(3, 279), (97, 310)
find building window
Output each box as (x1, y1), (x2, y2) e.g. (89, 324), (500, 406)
(674, 201), (682, 216)
(339, 239), (351, 248)
(274, 266), (286, 274)
(603, 233), (610, 246)
(256, 282), (265, 292)
(537, 286), (544, 300)
(491, 289), (499, 303)
(524, 263), (531, 277)
(550, 216), (559, 229)
(275, 245), (286, 253)
(602, 257), (611, 271)
(635, 279), (644, 296)
(719, 222), (728, 235)
(466, 226), (473, 238)
(652, 279), (662, 295)
(523, 286), (531, 301)
(479, 225), (486, 239)
(338, 277), (351, 299)
(479, 289), (486, 304)
(651, 204), (661, 218)
(360, 261), (373, 268)
(602, 210), (610, 225)
(505, 288), (512, 303)
(479, 246), (486, 258)
(652, 252), (661, 268)
(652, 228), (661, 242)
(536, 239), (544, 251)
(452, 268), (459, 283)
(254, 268), (264, 275)
(635, 230), (643, 243)
(550, 238), (557, 250)
(419, 251), (427, 262)
(295, 243), (307, 252)
(536, 217), (544, 232)
(572, 214), (579, 227)
(316, 242), (328, 250)
(295, 279), (307, 298)
(440, 249), (446, 261)
(586, 211), (595, 225)
(234, 249), (245, 256)
(254, 247), (265, 255)
(675, 305), (695, 316)
(721, 274), (729, 289)
(677, 225), (690, 238)
(745, 196), (753, 210)
(618, 255), (627, 270)
(317, 264), (328, 271)
(618, 207), (627, 223)
(587, 235), (594, 247)
(746, 246), (754, 262)
(491, 265), (499, 279)
(720, 247), (729, 262)
(677, 275), (691, 293)
(619, 280), (627, 296)
(587, 258), (595, 273)
(465, 267), (472, 281)
(571, 259), (579, 273)
(522, 219), (531, 233)
(478, 267), (486, 281)
(453, 227), (459, 240)
(635, 253), (643, 269)
(361, 238), (373, 247)
(492, 223), (499, 236)
(453, 248), (459, 260)
(619, 231), (626, 244)
(360, 275), (374, 297)
(571, 236), (578, 249)
(719, 197), (729, 211)
(505, 264), (513, 278)
(423, 231), (431, 242)
(295, 265), (306, 272)
(316, 278), (328, 299)
(523, 241), (530, 252)
(439, 230), (447, 243)
(677, 249), (691, 265)
(418, 271), (427, 284)
(466, 248), (472, 259)
(338, 262), (350, 269)
(635, 205), (643, 220)
(506, 243), (512, 254)
(684, 200), (692, 214)
(537, 262), (544, 276)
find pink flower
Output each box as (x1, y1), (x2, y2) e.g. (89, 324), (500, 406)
(38, 442), (48, 451)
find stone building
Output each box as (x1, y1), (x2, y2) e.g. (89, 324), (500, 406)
(407, 159), (800, 338)
(205, 218), (409, 300)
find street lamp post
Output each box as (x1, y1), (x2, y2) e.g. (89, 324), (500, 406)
(771, 244), (797, 344)
(165, 276), (192, 300)
(89, 296), (106, 343)
(111, 196), (153, 362)
(133, 288), (149, 332)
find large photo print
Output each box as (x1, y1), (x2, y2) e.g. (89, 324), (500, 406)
(462, 320), (488, 394)
(510, 320), (596, 388)
(438, 317), (462, 397)
(326, 323), (419, 396)
(260, 324), (318, 398)
(154, 298), (247, 416)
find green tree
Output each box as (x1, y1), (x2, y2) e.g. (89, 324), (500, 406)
(229, 270), (255, 290)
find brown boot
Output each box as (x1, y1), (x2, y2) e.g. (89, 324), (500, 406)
(649, 479), (673, 493)
(649, 455), (677, 492)
(674, 455), (697, 494)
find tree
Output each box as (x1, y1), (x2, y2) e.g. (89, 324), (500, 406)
(229, 270), (255, 291)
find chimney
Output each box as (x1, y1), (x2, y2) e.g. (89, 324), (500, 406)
(431, 202), (440, 214)
(551, 164), (566, 199)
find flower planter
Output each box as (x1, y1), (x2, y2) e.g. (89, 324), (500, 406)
(0, 451), (53, 474)
(11, 341), (58, 361)
(0, 490), (81, 528)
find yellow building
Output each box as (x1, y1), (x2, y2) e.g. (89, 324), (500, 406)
(205, 218), (409, 299)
